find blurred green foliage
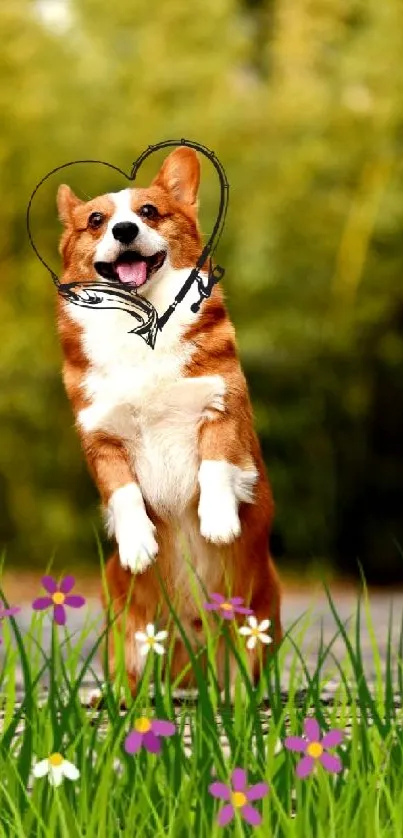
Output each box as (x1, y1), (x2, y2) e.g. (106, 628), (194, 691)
(1, 0), (403, 582)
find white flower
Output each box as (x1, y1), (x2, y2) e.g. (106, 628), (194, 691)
(239, 616), (273, 650)
(135, 623), (168, 657)
(33, 753), (80, 787)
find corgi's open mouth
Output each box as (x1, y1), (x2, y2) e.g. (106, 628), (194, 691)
(94, 250), (166, 289)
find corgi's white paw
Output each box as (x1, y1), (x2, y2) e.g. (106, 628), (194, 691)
(117, 515), (158, 574)
(198, 461), (242, 544)
(107, 483), (158, 574)
(199, 496), (241, 544)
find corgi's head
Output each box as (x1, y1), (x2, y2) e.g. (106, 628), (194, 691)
(57, 148), (201, 296)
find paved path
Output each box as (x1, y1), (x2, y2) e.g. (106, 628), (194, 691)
(1, 588), (402, 697)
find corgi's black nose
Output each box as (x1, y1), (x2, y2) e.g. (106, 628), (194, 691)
(112, 221), (139, 245)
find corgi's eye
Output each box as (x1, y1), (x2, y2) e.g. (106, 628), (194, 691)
(88, 212), (104, 229)
(139, 204), (159, 221)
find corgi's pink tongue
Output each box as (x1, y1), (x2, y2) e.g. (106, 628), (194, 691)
(115, 260), (147, 287)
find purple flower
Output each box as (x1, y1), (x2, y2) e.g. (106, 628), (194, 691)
(0, 606), (21, 643)
(124, 717), (176, 755)
(32, 576), (85, 625)
(203, 593), (253, 620)
(209, 767), (269, 827)
(284, 717), (344, 778)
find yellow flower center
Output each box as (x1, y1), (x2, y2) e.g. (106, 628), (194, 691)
(306, 742), (323, 759)
(147, 637), (155, 646)
(251, 628), (260, 636)
(52, 592), (65, 605)
(231, 791), (247, 808)
(135, 717), (152, 733)
(49, 752), (64, 766)
(220, 602), (233, 611)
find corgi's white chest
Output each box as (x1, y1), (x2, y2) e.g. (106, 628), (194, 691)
(71, 302), (225, 516)
(130, 386), (202, 517)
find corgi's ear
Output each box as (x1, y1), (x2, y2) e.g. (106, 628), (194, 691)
(57, 184), (83, 226)
(152, 148), (200, 206)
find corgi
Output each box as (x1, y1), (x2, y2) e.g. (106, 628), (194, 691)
(56, 147), (282, 695)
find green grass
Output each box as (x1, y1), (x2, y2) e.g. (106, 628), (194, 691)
(0, 561), (402, 838)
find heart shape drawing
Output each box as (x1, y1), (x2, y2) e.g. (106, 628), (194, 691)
(26, 138), (229, 349)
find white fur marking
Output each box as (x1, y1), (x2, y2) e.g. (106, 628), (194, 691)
(198, 460), (258, 544)
(94, 189), (167, 275)
(108, 482), (158, 574)
(133, 375), (227, 516)
(71, 251), (227, 517)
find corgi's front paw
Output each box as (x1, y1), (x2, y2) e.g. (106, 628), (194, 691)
(198, 461), (241, 544)
(198, 496), (241, 544)
(107, 483), (158, 574)
(117, 513), (158, 574)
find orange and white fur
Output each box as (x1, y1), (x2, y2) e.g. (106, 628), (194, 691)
(56, 148), (282, 695)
